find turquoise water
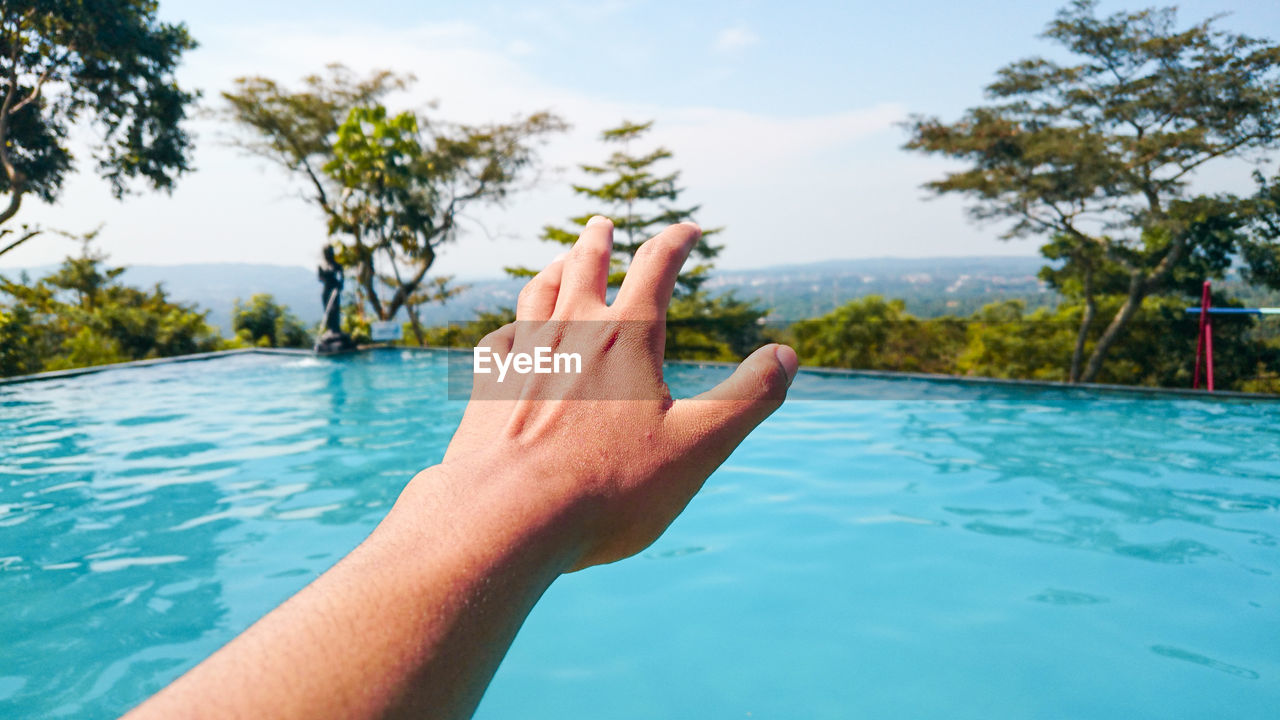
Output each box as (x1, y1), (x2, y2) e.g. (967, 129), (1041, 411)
(2, 351), (1277, 718)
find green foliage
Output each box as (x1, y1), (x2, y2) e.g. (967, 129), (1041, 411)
(790, 296), (965, 373)
(0, 303), (41, 376)
(222, 66), (564, 341)
(788, 293), (1278, 392)
(47, 327), (128, 372)
(341, 302), (372, 345)
(1244, 171), (1280, 289)
(512, 120), (720, 295)
(417, 309), (517, 348)
(0, 245), (223, 377)
(665, 292), (768, 361)
(0, 1), (198, 257)
(904, 0), (1280, 382)
(955, 301), (1076, 381)
(232, 294), (311, 348)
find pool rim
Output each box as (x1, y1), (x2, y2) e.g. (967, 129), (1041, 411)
(0, 346), (1276, 403)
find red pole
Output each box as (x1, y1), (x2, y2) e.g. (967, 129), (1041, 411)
(1193, 281), (1213, 391)
(1206, 314), (1214, 392)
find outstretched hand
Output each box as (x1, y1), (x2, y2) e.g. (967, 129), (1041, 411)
(434, 216), (798, 569)
(126, 218), (797, 720)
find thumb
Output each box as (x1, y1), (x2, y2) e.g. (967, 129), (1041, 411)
(666, 343), (798, 464)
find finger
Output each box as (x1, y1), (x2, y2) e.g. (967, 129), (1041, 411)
(471, 324), (517, 399)
(665, 343), (797, 465)
(516, 253), (567, 322)
(554, 216), (614, 315)
(612, 222), (701, 317)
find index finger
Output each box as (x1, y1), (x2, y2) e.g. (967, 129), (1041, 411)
(612, 222), (701, 317)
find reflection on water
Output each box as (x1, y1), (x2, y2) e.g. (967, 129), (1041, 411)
(1150, 645), (1260, 680)
(1, 354), (1277, 719)
(1029, 588), (1108, 605)
(0, 352), (463, 718)
(877, 387), (1280, 569)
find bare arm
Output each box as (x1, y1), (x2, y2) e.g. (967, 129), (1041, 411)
(124, 218), (797, 720)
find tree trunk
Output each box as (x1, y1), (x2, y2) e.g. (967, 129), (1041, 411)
(1069, 294), (1096, 383)
(1080, 272), (1146, 383)
(359, 264), (385, 321)
(383, 249), (435, 321)
(405, 303), (425, 347)
(1068, 266), (1096, 384)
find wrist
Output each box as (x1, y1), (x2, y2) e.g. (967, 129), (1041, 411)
(384, 464), (590, 578)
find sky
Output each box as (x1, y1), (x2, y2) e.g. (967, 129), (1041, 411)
(6, 0), (1279, 278)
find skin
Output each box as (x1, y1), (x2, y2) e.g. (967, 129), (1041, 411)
(124, 218), (798, 720)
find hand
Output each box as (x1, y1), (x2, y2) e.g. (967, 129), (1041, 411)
(427, 216), (798, 570)
(126, 217), (797, 720)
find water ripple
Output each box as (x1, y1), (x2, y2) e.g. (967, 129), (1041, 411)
(2, 353), (1278, 719)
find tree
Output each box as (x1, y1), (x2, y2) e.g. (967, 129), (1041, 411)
(783, 293), (1277, 391)
(905, 0), (1280, 382)
(222, 66), (566, 343)
(0, 301), (40, 376)
(789, 296), (965, 373)
(0, 240), (223, 376)
(955, 296), (1275, 388)
(956, 300), (1082, 381)
(512, 120), (720, 291)
(0, 1), (198, 258)
(232, 294), (310, 348)
(221, 65), (409, 224)
(511, 120), (766, 359)
(418, 308), (516, 349)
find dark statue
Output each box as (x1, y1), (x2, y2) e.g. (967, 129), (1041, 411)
(314, 245), (356, 354)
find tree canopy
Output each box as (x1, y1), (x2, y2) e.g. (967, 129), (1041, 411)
(0, 1), (198, 258)
(905, 0), (1280, 382)
(512, 120), (721, 294)
(222, 66), (566, 343)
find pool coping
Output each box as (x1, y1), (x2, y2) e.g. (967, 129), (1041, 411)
(388, 347), (1280, 403)
(0, 348), (313, 386)
(1, 345), (1277, 402)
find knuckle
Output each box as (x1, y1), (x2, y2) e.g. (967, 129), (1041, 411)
(478, 325), (511, 348)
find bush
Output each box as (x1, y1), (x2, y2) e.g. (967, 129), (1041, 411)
(0, 251), (224, 377)
(232, 293), (311, 348)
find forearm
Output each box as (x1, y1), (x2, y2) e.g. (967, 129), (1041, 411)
(126, 466), (580, 720)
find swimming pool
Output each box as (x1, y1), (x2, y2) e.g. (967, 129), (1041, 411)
(2, 350), (1277, 718)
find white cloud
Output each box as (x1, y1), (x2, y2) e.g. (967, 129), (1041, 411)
(714, 24), (759, 53)
(4, 20), (1006, 280)
(505, 39), (536, 57)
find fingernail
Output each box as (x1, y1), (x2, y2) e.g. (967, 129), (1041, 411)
(586, 215), (612, 227)
(774, 344), (799, 387)
(553, 252), (569, 263)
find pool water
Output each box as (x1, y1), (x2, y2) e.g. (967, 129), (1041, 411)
(2, 351), (1277, 718)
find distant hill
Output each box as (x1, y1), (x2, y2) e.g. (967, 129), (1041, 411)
(123, 264), (323, 333)
(706, 256), (1053, 320)
(3, 256), (1058, 333)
